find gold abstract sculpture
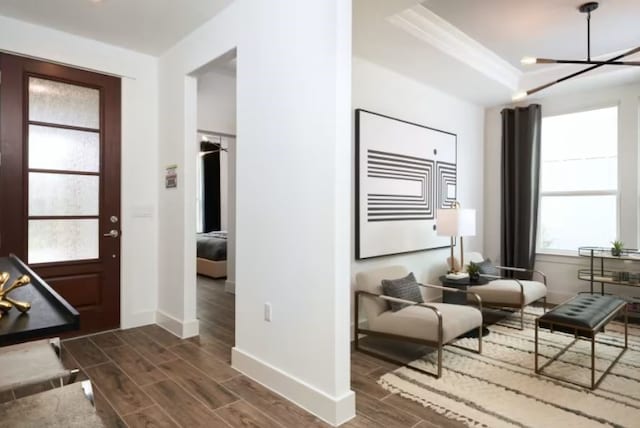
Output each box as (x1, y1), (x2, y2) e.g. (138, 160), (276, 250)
(0, 272), (31, 319)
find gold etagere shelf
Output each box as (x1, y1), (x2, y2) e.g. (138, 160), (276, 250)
(578, 246), (640, 316)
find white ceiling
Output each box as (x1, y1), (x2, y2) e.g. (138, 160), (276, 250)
(0, 0), (637, 105)
(354, 0), (640, 106)
(353, 0), (514, 105)
(423, 0), (640, 70)
(0, 0), (234, 55)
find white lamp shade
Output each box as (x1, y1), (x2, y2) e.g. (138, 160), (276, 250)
(436, 208), (476, 237)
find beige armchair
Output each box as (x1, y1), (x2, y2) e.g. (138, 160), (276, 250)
(465, 252), (547, 329)
(355, 266), (483, 378)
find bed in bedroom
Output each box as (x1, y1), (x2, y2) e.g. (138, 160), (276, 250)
(197, 231), (227, 278)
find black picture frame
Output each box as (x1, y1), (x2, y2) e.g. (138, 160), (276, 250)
(355, 108), (458, 260)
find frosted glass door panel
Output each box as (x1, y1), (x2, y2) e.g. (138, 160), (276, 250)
(28, 219), (99, 264)
(29, 125), (99, 172)
(29, 77), (100, 129)
(29, 173), (99, 216)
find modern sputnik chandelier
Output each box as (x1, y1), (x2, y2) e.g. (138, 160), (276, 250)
(513, 2), (640, 101)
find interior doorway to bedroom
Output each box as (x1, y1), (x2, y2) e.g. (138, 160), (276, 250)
(194, 52), (237, 349)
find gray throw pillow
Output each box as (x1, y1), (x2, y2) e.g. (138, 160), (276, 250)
(381, 272), (423, 312)
(476, 258), (500, 276)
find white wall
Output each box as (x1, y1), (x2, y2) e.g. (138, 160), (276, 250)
(484, 81), (640, 303)
(198, 70), (237, 135)
(352, 57), (485, 310)
(157, 1), (354, 425)
(0, 15), (159, 329)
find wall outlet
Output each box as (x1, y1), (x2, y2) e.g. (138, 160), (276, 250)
(264, 302), (272, 322)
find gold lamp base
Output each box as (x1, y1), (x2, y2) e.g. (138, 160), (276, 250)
(446, 234), (468, 279)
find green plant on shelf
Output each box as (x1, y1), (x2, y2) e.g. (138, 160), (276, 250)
(611, 240), (624, 257)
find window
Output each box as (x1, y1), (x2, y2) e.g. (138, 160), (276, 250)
(537, 106), (618, 253)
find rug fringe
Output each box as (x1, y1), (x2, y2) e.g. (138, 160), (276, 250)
(378, 377), (485, 427)
(373, 310), (639, 428)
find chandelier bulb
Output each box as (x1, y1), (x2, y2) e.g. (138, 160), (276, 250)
(512, 92), (528, 102)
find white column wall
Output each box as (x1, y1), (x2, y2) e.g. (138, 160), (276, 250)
(157, 1), (354, 424)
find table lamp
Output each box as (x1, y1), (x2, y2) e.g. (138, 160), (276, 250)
(436, 204), (476, 279)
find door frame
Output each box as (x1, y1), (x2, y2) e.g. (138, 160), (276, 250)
(0, 53), (122, 333)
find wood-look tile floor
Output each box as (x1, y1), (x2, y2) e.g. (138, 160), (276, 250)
(55, 277), (461, 428)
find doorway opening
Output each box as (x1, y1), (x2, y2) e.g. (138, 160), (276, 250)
(193, 51), (237, 349)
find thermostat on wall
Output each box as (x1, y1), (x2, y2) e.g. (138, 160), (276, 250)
(165, 164), (177, 189)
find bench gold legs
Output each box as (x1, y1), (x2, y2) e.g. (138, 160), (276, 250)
(535, 305), (628, 390)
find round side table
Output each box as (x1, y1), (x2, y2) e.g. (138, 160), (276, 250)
(439, 275), (490, 337)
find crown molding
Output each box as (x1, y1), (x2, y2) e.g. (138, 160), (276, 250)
(387, 3), (521, 91)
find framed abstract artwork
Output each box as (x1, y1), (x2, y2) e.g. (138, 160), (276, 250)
(355, 109), (457, 259)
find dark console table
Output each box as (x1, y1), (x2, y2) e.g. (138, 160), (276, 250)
(0, 255), (79, 345)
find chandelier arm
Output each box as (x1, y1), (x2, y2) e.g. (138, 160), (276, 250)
(535, 58), (640, 66)
(517, 3), (640, 98)
(524, 46), (640, 97)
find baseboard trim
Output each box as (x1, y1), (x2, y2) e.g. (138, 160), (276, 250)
(225, 280), (236, 294)
(121, 310), (156, 330)
(156, 310), (199, 339)
(231, 347), (355, 426)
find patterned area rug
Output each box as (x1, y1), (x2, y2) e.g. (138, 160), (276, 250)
(378, 308), (640, 428)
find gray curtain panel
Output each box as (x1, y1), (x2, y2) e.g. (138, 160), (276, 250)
(500, 104), (541, 279)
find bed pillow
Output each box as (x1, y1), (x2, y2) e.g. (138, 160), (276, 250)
(381, 272), (423, 312)
(476, 258), (500, 276)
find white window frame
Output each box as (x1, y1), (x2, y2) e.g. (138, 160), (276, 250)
(536, 104), (620, 256)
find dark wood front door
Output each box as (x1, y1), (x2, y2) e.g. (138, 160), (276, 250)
(0, 53), (121, 335)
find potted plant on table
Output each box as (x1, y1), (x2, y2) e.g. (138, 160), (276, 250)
(611, 240), (624, 257)
(467, 262), (481, 282)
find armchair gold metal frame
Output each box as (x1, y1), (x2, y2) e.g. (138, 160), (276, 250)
(0, 338), (80, 398)
(480, 266), (547, 330)
(354, 283), (482, 378)
(49, 338), (80, 386)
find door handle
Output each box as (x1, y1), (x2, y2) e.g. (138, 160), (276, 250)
(103, 229), (120, 238)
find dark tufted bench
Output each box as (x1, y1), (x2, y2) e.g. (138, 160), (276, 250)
(534, 294), (628, 390)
